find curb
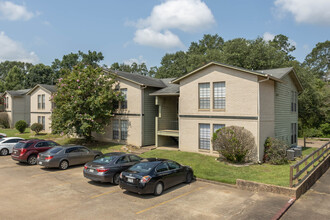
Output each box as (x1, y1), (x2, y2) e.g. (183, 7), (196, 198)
(271, 198), (296, 220)
(196, 178), (237, 188)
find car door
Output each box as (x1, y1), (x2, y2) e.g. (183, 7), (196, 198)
(167, 161), (185, 185)
(155, 162), (172, 189)
(79, 147), (94, 163)
(3, 139), (22, 153)
(116, 155), (134, 172)
(66, 147), (81, 165)
(35, 141), (50, 153)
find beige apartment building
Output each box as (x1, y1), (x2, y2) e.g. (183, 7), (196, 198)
(27, 84), (57, 133)
(2, 89), (30, 128)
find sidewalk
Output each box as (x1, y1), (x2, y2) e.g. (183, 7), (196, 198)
(282, 167), (330, 219)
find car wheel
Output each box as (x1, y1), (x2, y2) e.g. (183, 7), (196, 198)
(27, 155), (37, 165)
(185, 172), (193, 183)
(113, 173), (120, 185)
(0, 148), (9, 156)
(154, 182), (164, 196)
(59, 160), (69, 170)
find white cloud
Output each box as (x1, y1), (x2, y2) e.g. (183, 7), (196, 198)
(274, 0), (330, 25)
(133, 0), (215, 49)
(0, 1), (35, 21)
(263, 32), (275, 42)
(0, 31), (39, 63)
(124, 55), (146, 66)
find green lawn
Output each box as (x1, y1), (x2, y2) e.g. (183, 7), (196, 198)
(141, 147), (316, 187)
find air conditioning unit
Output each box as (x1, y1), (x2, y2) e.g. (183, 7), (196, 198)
(293, 147), (302, 157)
(287, 149), (295, 161)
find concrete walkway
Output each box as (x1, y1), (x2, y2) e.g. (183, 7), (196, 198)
(282, 167), (330, 220)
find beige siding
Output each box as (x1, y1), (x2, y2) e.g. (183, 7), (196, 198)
(30, 113), (52, 133)
(30, 87), (52, 113)
(274, 73), (298, 145)
(3, 94), (13, 127)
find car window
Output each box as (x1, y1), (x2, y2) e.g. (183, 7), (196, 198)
(129, 155), (141, 162)
(116, 156), (130, 164)
(156, 163), (169, 173)
(128, 162), (157, 173)
(49, 148), (62, 154)
(167, 161), (181, 170)
(79, 147), (90, 153)
(93, 155), (117, 164)
(65, 147), (77, 153)
(35, 142), (48, 148)
(4, 139), (20, 143)
(47, 141), (58, 147)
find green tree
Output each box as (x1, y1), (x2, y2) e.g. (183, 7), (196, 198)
(0, 61), (32, 79)
(304, 40), (330, 79)
(110, 62), (151, 76)
(51, 64), (122, 140)
(25, 64), (55, 88)
(4, 66), (25, 90)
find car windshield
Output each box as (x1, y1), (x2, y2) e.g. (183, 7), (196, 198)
(14, 142), (33, 149)
(128, 162), (158, 173)
(49, 147), (62, 154)
(93, 155), (117, 164)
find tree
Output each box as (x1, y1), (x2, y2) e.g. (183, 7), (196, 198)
(4, 66), (25, 90)
(110, 62), (151, 76)
(304, 40), (330, 79)
(51, 64), (123, 140)
(187, 34), (224, 55)
(0, 61), (32, 79)
(25, 64), (55, 88)
(270, 34), (296, 60)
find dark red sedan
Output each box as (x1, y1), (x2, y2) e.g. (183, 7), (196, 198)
(11, 139), (59, 165)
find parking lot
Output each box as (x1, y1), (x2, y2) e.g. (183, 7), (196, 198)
(0, 156), (289, 220)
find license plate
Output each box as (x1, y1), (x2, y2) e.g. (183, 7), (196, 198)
(39, 162), (42, 165)
(88, 169), (94, 173)
(127, 178), (134, 183)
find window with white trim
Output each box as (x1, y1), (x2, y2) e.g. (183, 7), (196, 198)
(121, 120), (128, 140)
(213, 82), (226, 109)
(120, 88), (127, 109)
(38, 116), (45, 129)
(199, 124), (210, 150)
(38, 94), (45, 109)
(213, 124), (225, 133)
(199, 83), (210, 109)
(113, 120), (119, 139)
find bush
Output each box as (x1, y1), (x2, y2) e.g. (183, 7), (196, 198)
(15, 120), (28, 133)
(303, 127), (323, 137)
(212, 126), (256, 163)
(264, 137), (289, 165)
(320, 123), (330, 137)
(30, 123), (43, 134)
(0, 112), (9, 128)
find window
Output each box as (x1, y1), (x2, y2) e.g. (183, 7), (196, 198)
(213, 124), (225, 133)
(120, 88), (127, 109)
(5, 97), (9, 109)
(47, 141), (58, 147)
(213, 82), (226, 109)
(35, 142), (48, 148)
(156, 163), (169, 172)
(199, 83), (210, 109)
(113, 119), (119, 139)
(4, 139), (21, 143)
(167, 161), (181, 170)
(116, 156), (130, 164)
(129, 155), (141, 162)
(291, 123), (297, 144)
(291, 91), (297, 112)
(199, 124), (210, 150)
(38, 95), (45, 109)
(121, 120), (128, 140)
(38, 116), (45, 129)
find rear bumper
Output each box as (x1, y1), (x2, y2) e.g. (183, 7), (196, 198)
(119, 180), (154, 194)
(37, 159), (58, 168)
(11, 155), (27, 162)
(83, 170), (114, 183)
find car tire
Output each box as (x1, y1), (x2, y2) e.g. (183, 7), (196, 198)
(0, 148), (9, 156)
(59, 160), (69, 170)
(154, 182), (164, 196)
(27, 155), (37, 165)
(113, 173), (120, 185)
(185, 172), (193, 184)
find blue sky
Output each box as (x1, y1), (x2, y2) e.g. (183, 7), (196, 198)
(0, 0), (329, 68)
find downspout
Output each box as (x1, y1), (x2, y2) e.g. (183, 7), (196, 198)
(141, 85), (147, 147)
(257, 75), (270, 163)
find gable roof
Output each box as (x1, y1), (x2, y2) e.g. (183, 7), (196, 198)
(3, 89), (31, 97)
(150, 78), (180, 96)
(171, 62), (283, 84)
(26, 84), (57, 95)
(103, 69), (166, 88)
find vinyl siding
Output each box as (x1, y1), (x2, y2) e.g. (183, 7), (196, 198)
(274, 73), (298, 145)
(143, 87), (158, 145)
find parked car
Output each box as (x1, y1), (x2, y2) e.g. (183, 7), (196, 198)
(119, 158), (194, 196)
(83, 152), (142, 184)
(11, 139), (59, 165)
(0, 137), (24, 156)
(0, 133), (7, 139)
(37, 145), (103, 170)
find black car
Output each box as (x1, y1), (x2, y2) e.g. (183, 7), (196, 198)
(119, 158), (194, 196)
(83, 152), (142, 184)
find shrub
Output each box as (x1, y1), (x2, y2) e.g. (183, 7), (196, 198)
(212, 126), (256, 163)
(15, 120), (28, 133)
(303, 127), (323, 137)
(31, 123), (43, 134)
(264, 137), (289, 165)
(320, 123), (330, 137)
(0, 112), (9, 128)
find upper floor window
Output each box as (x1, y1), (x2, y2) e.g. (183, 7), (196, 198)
(291, 91), (297, 112)
(120, 88), (127, 109)
(5, 97), (9, 109)
(38, 94), (45, 109)
(199, 83), (210, 109)
(213, 82), (226, 110)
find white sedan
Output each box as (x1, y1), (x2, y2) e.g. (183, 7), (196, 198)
(0, 137), (24, 156)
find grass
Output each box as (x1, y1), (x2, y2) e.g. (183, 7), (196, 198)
(0, 128), (124, 153)
(141, 147), (317, 187)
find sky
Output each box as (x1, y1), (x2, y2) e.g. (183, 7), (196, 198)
(0, 0), (329, 68)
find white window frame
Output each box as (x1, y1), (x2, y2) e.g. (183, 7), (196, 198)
(213, 82), (226, 110)
(199, 124), (210, 150)
(199, 83), (210, 109)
